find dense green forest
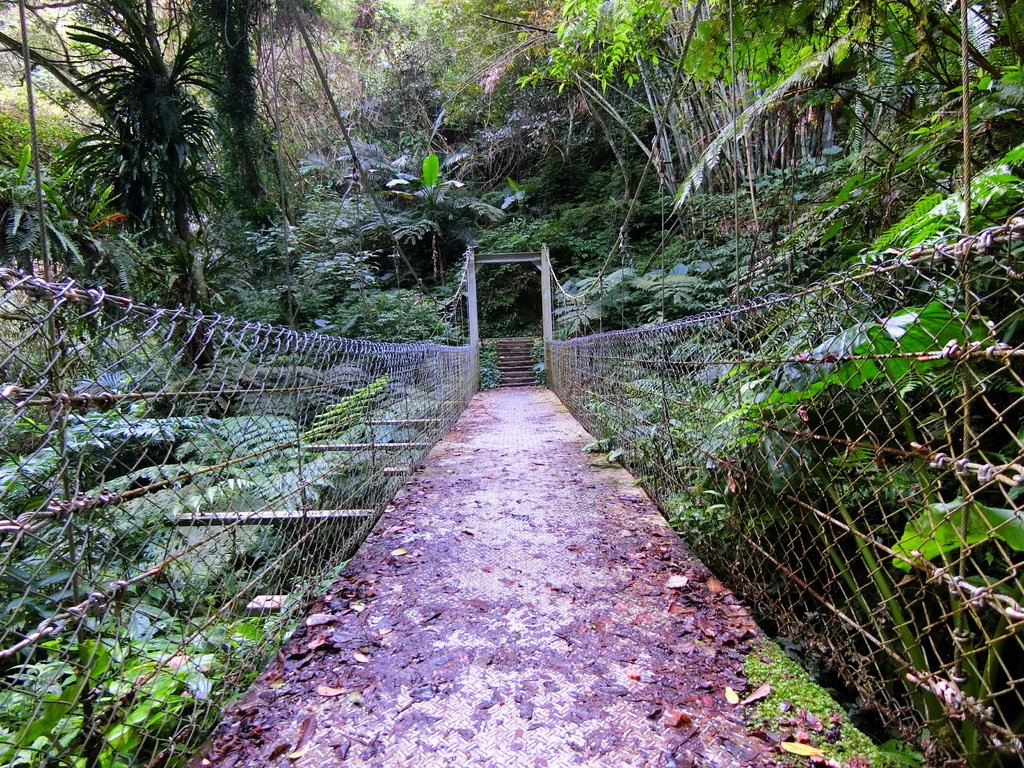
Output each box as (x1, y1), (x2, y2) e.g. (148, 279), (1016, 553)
(2, 2), (1024, 766)
(4, 0), (1021, 338)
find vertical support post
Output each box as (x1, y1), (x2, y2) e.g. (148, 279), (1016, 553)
(467, 249), (479, 347)
(540, 243), (553, 387)
(466, 249), (480, 391)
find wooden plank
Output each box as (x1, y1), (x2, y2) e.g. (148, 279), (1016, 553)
(245, 595), (289, 615)
(176, 509), (375, 525)
(541, 243), (553, 378)
(468, 248), (479, 346)
(476, 253), (541, 264)
(367, 418), (441, 425)
(479, 257), (544, 264)
(306, 442), (428, 451)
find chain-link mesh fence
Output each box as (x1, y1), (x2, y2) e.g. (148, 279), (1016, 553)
(550, 218), (1024, 765)
(0, 269), (476, 767)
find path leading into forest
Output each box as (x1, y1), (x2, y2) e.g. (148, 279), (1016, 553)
(197, 388), (779, 767)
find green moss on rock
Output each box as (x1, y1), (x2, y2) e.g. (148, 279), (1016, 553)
(742, 640), (896, 767)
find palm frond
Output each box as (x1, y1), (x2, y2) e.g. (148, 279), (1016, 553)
(676, 33), (855, 206)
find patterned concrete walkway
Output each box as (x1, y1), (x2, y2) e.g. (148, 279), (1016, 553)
(199, 388), (777, 767)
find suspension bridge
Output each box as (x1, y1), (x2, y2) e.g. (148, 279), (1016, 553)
(1, 219), (1023, 767)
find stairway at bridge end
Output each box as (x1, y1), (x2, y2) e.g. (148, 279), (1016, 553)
(495, 337), (537, 387)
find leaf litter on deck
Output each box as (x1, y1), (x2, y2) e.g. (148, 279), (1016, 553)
(194, 389), (823, 767)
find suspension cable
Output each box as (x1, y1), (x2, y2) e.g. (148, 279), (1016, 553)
(729, 0), (741, 305)
(17, 0), (50, 281)
(960, 0), (972, 233)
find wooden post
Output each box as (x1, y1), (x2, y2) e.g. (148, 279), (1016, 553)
(466, 249), (480, 391)
(467, 249), (479, 347)
(540, 243), (553, 385)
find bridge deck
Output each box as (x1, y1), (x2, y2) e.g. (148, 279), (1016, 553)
(199, 388), (776, 767)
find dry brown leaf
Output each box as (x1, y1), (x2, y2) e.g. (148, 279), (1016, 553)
(665, 575), (689, 590)
(305, 636), (329, 652)
(725, 686), (740, 705)
(267, 743), (291, 760)
(780, 742), (825, 757)
(291, 713), (317, 755)
(741, 683), (772, 705)
(663, 709), (693, 728)
(352, 651), (371, 663)
(391, 548), (408, 556)
(317, 685), (345, 697)
(706, 577), (726, 593)
(287, 744), (312, 761)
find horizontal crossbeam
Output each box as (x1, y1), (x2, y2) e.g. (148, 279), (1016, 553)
(306, 442), (428, 451)
(175, 509), (376, 525)
(475, 252), (541, 264)
(367, 419), (441, 425)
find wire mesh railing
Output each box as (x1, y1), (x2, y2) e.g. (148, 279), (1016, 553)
(0, 269), (476, 768)
(549, 218), (1024, 765)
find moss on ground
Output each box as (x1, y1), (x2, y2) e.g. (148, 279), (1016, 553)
(743, 639), (903, 767)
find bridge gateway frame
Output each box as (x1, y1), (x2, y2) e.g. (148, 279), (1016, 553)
(466, 244), (553, 376)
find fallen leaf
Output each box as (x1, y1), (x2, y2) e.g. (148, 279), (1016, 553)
(293, 714), (317, 754)
(347, 690), (364, 706)
(741, 683), (772, 705)
(317, 685), (345, 697)
(665, 575), (689, 590)
(305, 636), (330, 652)
(268, 743), (291, 760)
(781, 742), (825, 757)
(352, 651), (371, 663)
(305, 613), (334, 627)
(725, 686), (740, 705)
(350, 601), (366, 613)
(391, 548), (408, 556)
(706, 577), (726, 594)
(663, 709), (693, 728)
(287, 744), (312, 761)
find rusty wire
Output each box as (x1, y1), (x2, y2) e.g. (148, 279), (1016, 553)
(0, 269), (475, 767)
(550, 217), (1024, 764)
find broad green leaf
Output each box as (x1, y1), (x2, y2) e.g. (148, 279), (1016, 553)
(0, 670), (90, 762)
(421, 154), (440, 187)
(1003, 142), (1024, 165)
(892, 500), (1024, 571)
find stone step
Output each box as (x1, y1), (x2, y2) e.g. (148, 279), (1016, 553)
(497, 349), (533, 356)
